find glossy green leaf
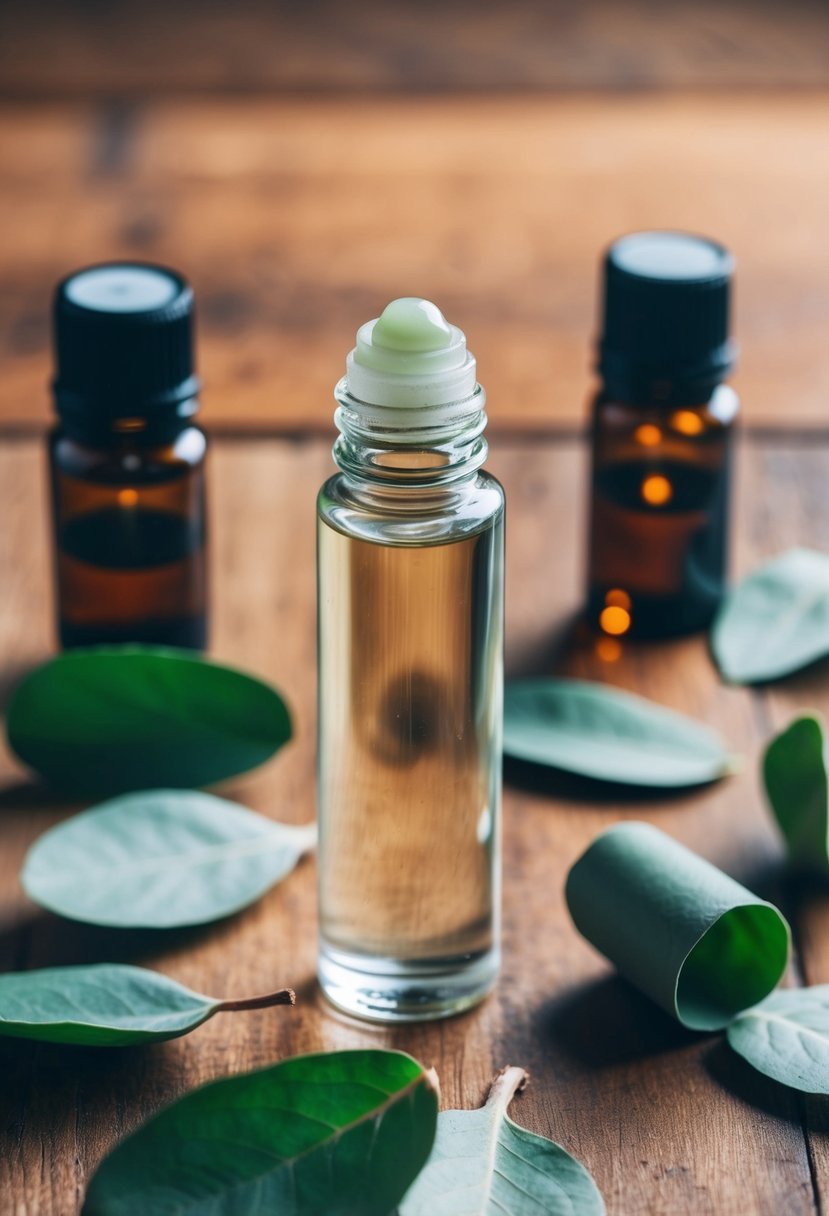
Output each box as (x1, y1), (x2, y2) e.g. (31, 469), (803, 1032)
(712, 548), (829, 684)
(0, 963), (293, 1046)
(763, 714), (829, 875)
(727, 987), (829, 1093)
(400, 1066), (604, 1215)
(504, 679), (735, 787)
(83, 1050), (438, 1215)
(6, 646), (291, 796)
(22, 789), (316, 928)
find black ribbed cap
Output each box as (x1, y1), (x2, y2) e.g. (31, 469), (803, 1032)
(53, 262), (199, 426)
(598, 231), (735, 402)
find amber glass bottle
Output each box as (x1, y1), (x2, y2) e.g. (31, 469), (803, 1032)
(50, 263), (207, 649)
(586, 232), (738, 639)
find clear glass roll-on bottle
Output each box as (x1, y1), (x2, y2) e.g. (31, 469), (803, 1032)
(586, 231), (738, 639)
(50, 263), (208, 649)
(317, 298), (504, 1022)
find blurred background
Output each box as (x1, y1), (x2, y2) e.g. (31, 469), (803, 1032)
(1, 0), (828, 434)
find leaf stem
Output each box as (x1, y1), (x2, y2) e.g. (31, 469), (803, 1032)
(485, 1065), (529, 1118)
(217, 988), (296, 1012)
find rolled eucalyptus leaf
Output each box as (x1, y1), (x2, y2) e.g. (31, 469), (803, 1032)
(726, 987), (829, 1093)
(763, 714), (829, 875)
(712, 548), (829, 684)
(566, 822), (790, 1030)
(504, 679), (734, 787)
(83, 1050), (438, 1216)
(400, 1065), (604, 1215)
(6, 646), (291, 796)
(22, 790), (317, 928)
(0, 963), (294, 1046)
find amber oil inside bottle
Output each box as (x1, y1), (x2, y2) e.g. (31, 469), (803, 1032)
(51, 418), (207, 648)
(588, 387), (737, 638)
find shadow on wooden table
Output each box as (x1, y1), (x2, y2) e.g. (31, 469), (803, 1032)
(0, 1029), (180, 1129)
(0, 905), (235, 971)
(702, 1038), (810, 1125)
(536, 974), (695, 1066)
(539, 976), (811, 1127)
(0, 779), (80, 813)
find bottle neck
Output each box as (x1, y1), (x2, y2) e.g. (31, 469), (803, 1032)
(332, 384), (488, 498)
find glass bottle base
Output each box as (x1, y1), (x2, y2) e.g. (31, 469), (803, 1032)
(318, 943), (499, 1024)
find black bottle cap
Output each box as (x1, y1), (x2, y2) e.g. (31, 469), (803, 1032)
(598, 231), (736, 402)
(53, 262), (199, 427)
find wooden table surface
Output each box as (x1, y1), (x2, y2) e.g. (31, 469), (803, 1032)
(3, 3), (829, 1211)
(1, 432), (829, 1215)
(2, 91), (829, 437)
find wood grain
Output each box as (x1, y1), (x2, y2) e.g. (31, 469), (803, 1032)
(1, 0), (828, 96)
(2, 94), (829, 436)
(0, 432), (826, 1214)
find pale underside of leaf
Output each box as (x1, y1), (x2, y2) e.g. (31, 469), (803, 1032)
(399, 1066), (605, 1215)
(727, 986), (829, 1093)
(712, 548), (829, 683)
(503, 679), (732, 787)
(22, 790), (317, 928)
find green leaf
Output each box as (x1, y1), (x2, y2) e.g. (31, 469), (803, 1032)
(503, 679), (735, 787)
(21, 789), (316, 928)
(399, 1066), (604, 1215)
(763, 714), (829, 875)
(727, 987), (829, 1093)
(6, 646), (292, 796)
(712, 548), (829, 684)
(83, 1050), (438, 1215)
(0, 963), (294, 1046)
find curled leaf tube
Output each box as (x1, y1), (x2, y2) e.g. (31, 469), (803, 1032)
(566, 822), (790, 1030)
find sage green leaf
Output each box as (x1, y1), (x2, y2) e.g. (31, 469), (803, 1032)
(22, 789), (316, 928)
(727, 987), (829, 1093)
(504, 678), (734, 787)
(712, 548), (829, 684)
(0, 963), (293, 1046)
(399, 1066), (604, 1216)
(763, 714), (829, 875)
(83, 1049), (438, 1215)
(566, 822), (790, 1030)
(6, 646), (291, 796)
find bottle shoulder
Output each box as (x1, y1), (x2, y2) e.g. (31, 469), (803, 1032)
(50, 424), (207, 483)
(318, 469), (505, 547)
(591, 384), (740, 431)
